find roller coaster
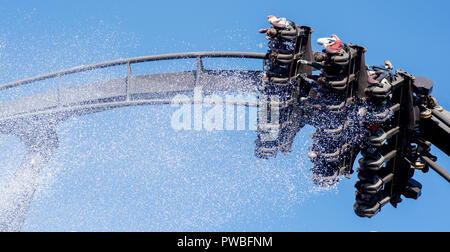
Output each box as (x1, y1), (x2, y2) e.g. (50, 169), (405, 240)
(0, 18), (448, 231)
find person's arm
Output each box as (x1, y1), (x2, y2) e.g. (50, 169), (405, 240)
(372, 66), (385, 72)
(299, 60), (324, 70)
(331, 34), (340, 41)
(271, 18), (287, 29)
(273, 23), (286, 29)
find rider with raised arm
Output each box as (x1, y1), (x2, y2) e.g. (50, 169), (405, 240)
(259, 15), (296, 33)
(367, 60), (394, 86)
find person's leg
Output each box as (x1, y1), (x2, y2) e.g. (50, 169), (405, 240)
(310, 62), (324, 70)
(368, 75), (379, 85)
(325, 47), (340, 55)
(298, 60), (324, 70)
(375, 72), (389, 82)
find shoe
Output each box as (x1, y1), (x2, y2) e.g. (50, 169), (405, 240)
(413, 159), (426, 170)
(419, 105), (432, 119)
(384, 60), (394, 70)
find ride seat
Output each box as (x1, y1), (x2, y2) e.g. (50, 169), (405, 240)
(278, 28), (298, 41)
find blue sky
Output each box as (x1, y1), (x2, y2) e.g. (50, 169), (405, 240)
(0, 0), (449, 231)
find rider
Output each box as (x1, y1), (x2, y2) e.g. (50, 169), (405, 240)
(259, 15), (297, 83)
(367, 60), (394, 86)
(267, 15), (296, 30)
(314, 35), (343, 62)
(259, 15), (296, 38)
(297, 35), (345, 84)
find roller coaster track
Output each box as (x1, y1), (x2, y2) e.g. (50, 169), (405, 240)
(0, 52), (266, 123)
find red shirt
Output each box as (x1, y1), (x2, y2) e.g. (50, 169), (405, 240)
(330, 40), (343, 51)
(368, 124), (380, 132)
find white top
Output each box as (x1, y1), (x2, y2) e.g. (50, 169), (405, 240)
(317, 37), (336, 47)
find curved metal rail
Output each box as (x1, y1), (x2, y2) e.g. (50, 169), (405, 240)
(0, 52), (266, 91)
(0, 52), (267, 123)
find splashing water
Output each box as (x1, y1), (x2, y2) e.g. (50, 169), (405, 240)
(0, 11), (339, 231)
(0, 151), (53, 231)
(16, 106), (334, 232)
